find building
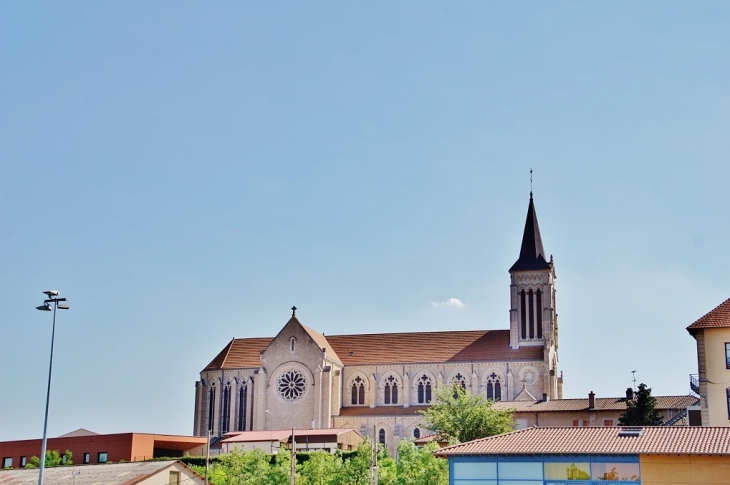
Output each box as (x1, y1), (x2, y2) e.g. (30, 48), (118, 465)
(436, 426), (730, 485)
(220, 428), (363, 454)
(194, 193), (563, 453)
(494, 390), (697, 428)
(687, 297), (730, 426)
(0, 429), (206, 469)
(0, 460), (204, 485)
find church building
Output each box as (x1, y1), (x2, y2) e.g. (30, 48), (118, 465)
(193, 193), (563, 452)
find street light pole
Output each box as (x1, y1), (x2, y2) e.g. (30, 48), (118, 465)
(36, 291), (69, 485)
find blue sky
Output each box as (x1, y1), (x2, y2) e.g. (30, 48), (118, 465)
(1, 2), (728, 440)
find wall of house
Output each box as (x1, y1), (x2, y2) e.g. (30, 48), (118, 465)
(698, 328), (730, 426)
(141, 462), (205, 485)
(641, 454), (730, 484)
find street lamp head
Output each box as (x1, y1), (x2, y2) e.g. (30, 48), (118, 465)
(57, 302), (70, 310)
(36, 303), (52, 311)
(43, 290), (59, 297)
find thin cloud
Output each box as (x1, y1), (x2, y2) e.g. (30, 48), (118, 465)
(431, 298), (464, 309)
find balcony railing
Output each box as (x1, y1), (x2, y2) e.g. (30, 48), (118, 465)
(689, 373), (699, 395)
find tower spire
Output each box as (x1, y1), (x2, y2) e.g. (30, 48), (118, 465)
(509, 192), (550, 272)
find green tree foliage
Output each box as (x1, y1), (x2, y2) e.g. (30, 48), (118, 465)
(618, 383), (663, 426)
(420, 382), (516, 443)
(26, 450), (73, 468)
(339, 439), (396, 485)
(213, 447), (291, 485)
(298, 451), (342, 485)
(395, 441), (448, 485)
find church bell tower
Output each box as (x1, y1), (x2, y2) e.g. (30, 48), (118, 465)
(508, 192), (561, 398)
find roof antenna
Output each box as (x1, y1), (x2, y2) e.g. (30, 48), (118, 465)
(530, 168), (533, 197)
(631, 370), (637, 391)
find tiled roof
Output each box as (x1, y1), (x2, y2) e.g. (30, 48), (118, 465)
(204, 329), (543, 371)
(492, 395), (697, 413)
(687, 298), (730, 330)
(301, 324), (342, 364)
(0, 461), (199, 485)
(436, 426), (730, 456)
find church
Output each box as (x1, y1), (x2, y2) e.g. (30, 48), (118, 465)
(193, 193), (562, 452)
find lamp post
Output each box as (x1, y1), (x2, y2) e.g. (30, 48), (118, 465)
(35, 290), (69, 485)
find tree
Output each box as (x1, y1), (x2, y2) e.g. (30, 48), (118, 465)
(619, 383), (663, 426)
(395, 441), (447, 485)
(26, 450), (73, 468)
(340, 439), (396, 485)
(420, 382), (515, 443)
(298, 451), (342, 485)
(214, 447), (291, 485)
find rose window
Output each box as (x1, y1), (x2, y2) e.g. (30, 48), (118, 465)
(277, 369), (306, 401)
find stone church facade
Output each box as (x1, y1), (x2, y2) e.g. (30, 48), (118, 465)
(193, 193), (563, 452)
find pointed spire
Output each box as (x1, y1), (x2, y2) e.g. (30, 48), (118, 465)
(509, 193), (551, 272)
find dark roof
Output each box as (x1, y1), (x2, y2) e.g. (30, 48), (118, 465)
(493, 395), (697, 412)
(204, 329), (544, 371)
(687, 298), (730, 331)
(509, 193), (551, 272)
(435, 426), (730, 456)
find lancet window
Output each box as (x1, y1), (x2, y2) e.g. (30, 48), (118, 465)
(520, 288), (544, 340)
(384, 375), (399, 404)
(486, 372), (502, 401)
(417, 375), (432, 404)
(207, 385), (216, 432)
(351, 376), (365, 405)
(237, 383), (247, 431)
(452, 373), (466, 398)
(220, 382), (231, 434)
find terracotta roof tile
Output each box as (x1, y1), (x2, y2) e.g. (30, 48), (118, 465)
(687, 298), (730, 330)
(301, 324), (342, 364)
(204, 329), (543, 371)
(436, 426), (730, 456)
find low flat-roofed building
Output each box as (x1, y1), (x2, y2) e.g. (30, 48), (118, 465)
(220, 428), (363, 454)
(0, 430), (207, 469)
(436, 426), (730, 485)
(0, 460), (204, 485)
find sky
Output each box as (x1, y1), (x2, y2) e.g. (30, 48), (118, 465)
(1, 2), (729, 441)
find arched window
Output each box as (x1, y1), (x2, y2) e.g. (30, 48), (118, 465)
(452, 373), (466, 398)
(237, 383), (247, 431)
(413, 428), (421, 439)
(417, 375), (432, 404)
(290, 337), (296, 352)
(520, 289), (527, 339)
(379, 428), (386, 445)
(220, 382), (232, 434)
(528, 289), (535, 339)
(351, 376), (365, 405)
(384, 375), (398, 405)
(536, 289), (543, 338)
(207, 386), (216, 432)
(486, 372), (502, 401)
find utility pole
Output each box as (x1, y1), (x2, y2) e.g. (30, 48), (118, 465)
(204, 429), (211, 485)
(290, 428), (296, 485)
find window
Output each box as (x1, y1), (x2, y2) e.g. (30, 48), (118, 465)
(417, 375), (432, 404)
(61, 454), (68, 464)
(290, 337), (296, 352)
(726, 343), (730, 369)
(727, 388), (730, 420)
(520, 289), (527, 339)
(413, 428), (420, 439)
(237, 383), (247, 431)
(604, 419), (614, 427)
(221, 382), (231, 434)
(528, 289), (535, 339)
(378, 428), (386, 445)
(20, 457), (26, 467)
(169, 471), (180, 485)
(544, 461), (590, 480)
(573, 420), (588, 427)
(536, 289), (543, 338)
(83, 453), (90, 464)
(98, 452), (108, 463)
(452, 373), (466, 398)
(352, 376), (365, 405)
(208, 386), (216, 432)
(486, 372), (502, 401)
(384, 375), (398, 404)
(3, 457), (12, 468)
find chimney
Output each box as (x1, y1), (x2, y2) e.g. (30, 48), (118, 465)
(542, 393), (548, 402)
(588, 391), (595, 409)
(626, 387), (634, 400)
